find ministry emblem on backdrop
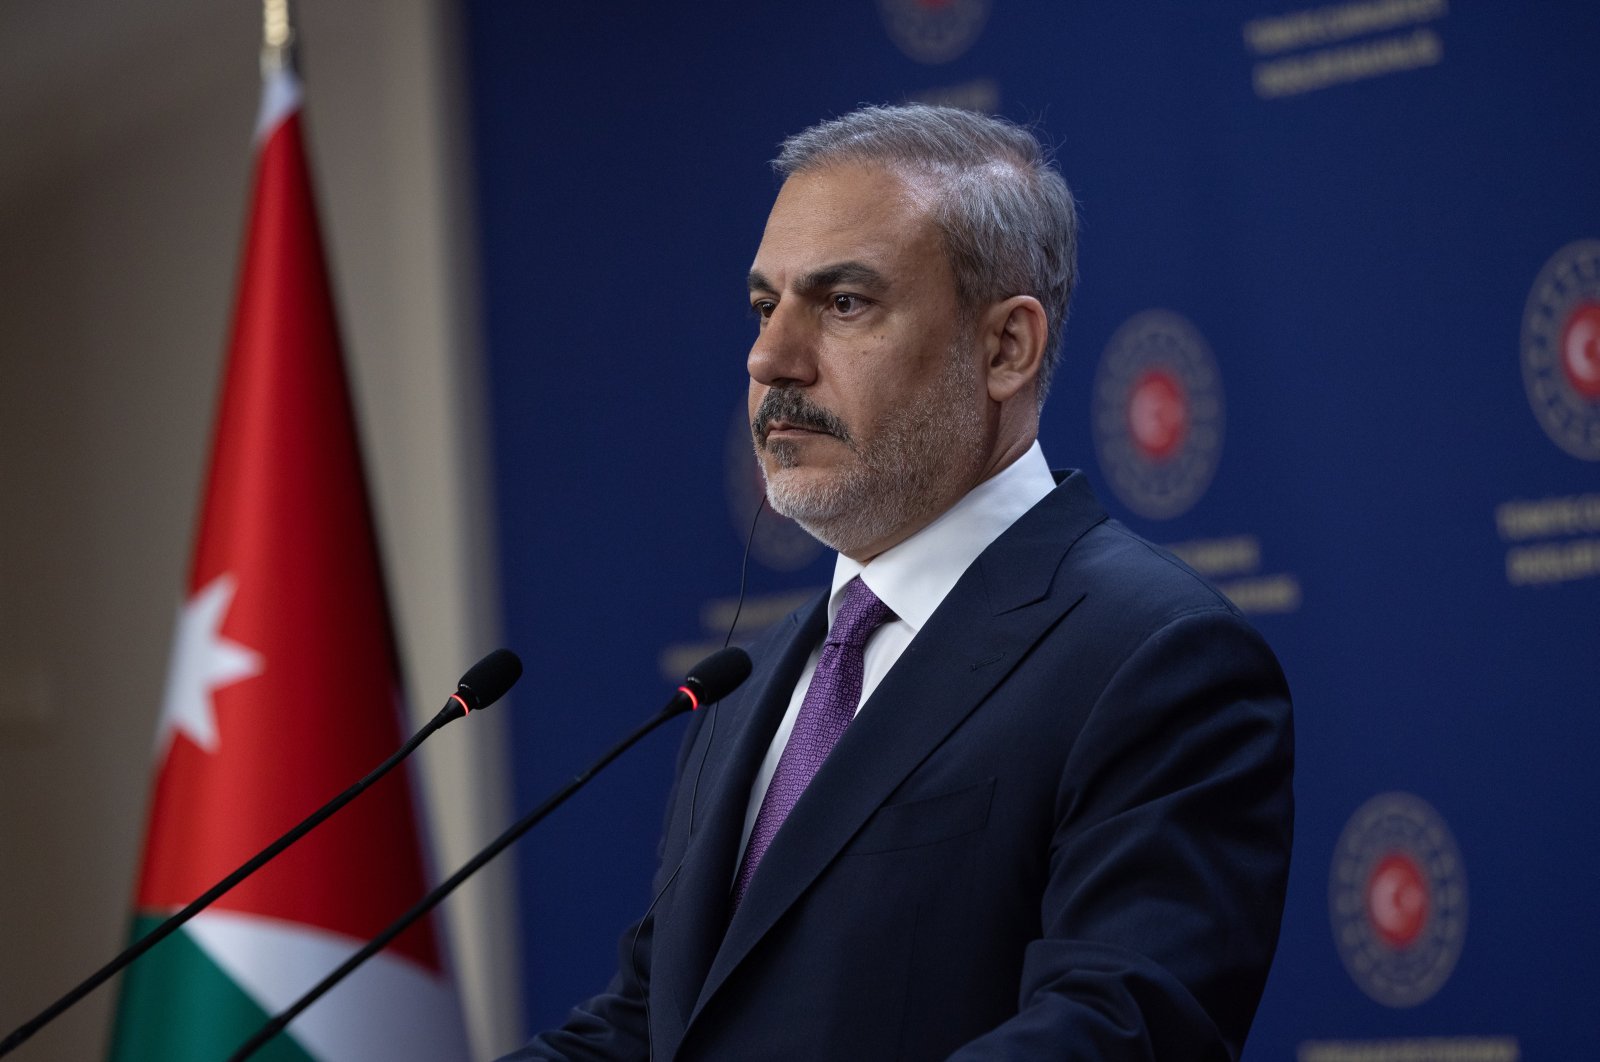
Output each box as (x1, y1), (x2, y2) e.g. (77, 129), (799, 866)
(1329, 791), (1468, 1008)
(1091, 309), (1225, 520)
(1522, 238), (1600, 461)
(877, 0), (990, 64)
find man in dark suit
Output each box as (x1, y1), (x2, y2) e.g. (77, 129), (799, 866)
(502, 104), (1292, 1061)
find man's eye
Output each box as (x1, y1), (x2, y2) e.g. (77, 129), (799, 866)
(751, 299), (776, 320)
(830, 294), (863, 315)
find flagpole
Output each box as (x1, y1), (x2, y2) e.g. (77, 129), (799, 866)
(262, 0), (297, 75)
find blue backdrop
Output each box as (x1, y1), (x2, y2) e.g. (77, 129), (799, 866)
(463, 2), (1599, 1056)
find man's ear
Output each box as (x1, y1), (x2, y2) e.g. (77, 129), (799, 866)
(980, 295), (1048, 403)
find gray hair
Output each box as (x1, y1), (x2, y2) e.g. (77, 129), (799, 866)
(774, 104), (1079, 402)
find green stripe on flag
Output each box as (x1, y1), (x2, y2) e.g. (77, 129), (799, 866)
(108, 916), (319, 1062)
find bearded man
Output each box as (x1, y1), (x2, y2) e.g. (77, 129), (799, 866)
(501, 104), (1293, 1062)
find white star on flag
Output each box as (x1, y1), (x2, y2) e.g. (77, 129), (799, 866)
(157, 573), (264, 753)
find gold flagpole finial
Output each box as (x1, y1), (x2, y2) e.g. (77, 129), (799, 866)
(262, 0), (297, 76)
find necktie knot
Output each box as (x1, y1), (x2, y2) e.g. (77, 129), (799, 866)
(826, 577), (896, 649)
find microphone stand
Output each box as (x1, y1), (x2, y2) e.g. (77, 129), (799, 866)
(228, 648), (749, 1062)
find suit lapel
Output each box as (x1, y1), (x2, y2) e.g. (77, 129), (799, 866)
(688, 473), (1107, 1025)
(651, 593), (827, 1039)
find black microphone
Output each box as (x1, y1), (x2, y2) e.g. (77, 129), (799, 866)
(226, 646), (753, 1062)
(0, 649), (522, 1060)
(671, 645), (754, 713)
(449, 648), (524, 717)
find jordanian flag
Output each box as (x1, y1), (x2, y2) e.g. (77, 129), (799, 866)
(107, 63), (467, 1061)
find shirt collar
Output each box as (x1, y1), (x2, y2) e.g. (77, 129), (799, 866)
(828, 440), (1056, 632)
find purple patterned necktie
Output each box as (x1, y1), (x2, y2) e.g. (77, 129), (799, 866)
(733, 576), (896, 907)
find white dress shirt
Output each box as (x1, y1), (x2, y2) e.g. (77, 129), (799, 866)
(738, 441), (1057, 856)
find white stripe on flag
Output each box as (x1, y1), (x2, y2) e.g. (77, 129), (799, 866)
(187, 909), (468, 1062)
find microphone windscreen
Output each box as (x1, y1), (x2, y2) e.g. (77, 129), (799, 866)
(456, 649), (523, 711)
(683, 647), (753, 705)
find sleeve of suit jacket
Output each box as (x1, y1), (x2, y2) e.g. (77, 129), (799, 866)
(945, 604), (1293, 1060)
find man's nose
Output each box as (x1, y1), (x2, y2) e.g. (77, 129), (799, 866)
(748, 303), (816, 388)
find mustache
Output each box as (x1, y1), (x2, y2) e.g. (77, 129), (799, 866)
(753, 387), (852, 446)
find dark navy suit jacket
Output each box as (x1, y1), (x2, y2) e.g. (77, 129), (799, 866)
(504, 472), (1294, 1061)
